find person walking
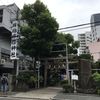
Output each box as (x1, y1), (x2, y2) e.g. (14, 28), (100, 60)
(1, 74), (8, 94)
(60, 73), (64, 80)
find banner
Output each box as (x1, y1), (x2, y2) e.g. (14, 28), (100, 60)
(10, 21), (20, 60)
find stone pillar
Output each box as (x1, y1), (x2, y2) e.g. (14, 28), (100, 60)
(78, 59), (91, 89)
(9, 75), (16, 91)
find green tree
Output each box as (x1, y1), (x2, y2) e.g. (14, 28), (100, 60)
(91, 61), (100, 69)
(52, 33), (79, 56)
(92, 72), (100, 94)
(92, 72), (100, 83)
(77, 54), (93, 60)
(20, 0), (59, 87)
(20, 0), (59, 58)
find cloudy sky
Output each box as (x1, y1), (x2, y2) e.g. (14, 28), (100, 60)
(1, 0), (100, 40)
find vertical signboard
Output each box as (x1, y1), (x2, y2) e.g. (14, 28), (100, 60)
(10, 21), (20, 60)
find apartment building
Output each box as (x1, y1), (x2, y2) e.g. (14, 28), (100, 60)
(88, 42), (100, 61)
(91, 13), (100, 42)
(78, 31), (92, 54)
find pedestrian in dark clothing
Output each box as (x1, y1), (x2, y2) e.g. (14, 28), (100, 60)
(1, 74), (8, 94)
(60, 74), (64, 80)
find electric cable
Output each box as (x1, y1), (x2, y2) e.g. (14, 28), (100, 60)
(58, 21), (100, 31)
(58, 26), (91, 33)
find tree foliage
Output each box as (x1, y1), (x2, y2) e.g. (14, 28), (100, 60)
(77, 54), (93, 60)
(91, 61), (100, 69)
(92, 72), (100, 83)
(20, 0), (59, 58)
(51, 33), (80, 56)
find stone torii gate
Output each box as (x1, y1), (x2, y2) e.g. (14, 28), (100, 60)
(40, 55), (77, 87)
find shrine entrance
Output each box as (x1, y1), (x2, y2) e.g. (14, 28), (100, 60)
(40, 55), (78, 87)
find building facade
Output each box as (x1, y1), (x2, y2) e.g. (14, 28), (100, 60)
(0, 3), (32, 78)
(91, 13), (100, 42)
(88, 42), (100, 61)
(78, 31), (92, 54)
(0, 3), (20, 75)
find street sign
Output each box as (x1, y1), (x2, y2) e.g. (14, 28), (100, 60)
(72, 75), (78, 80)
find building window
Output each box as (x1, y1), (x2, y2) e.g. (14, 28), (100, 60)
(1, 53), (12, 62)
(0, 9), (3, 15)
(0, 9), (3, 23)
(81, 40), (85, 42)
(80, 34), (85, 36)
(0, 17), (2, 22)
(81, 37), (85, 39)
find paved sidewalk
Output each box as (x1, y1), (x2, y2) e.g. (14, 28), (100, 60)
(0, 87), (64, 100)
(0, 87), (100, 100)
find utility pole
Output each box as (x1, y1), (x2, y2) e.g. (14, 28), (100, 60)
(36, 61), (40, 89)
(10, 8), (20, 87)
(66, 44), (69, 83)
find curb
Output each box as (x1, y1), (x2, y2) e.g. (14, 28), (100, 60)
(10, 96), (51, 100)
(50, 97), (70, 100)
(0, 95), (50, 100)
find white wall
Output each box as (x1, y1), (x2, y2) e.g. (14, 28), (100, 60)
(7, 3), (19, 21)
(89, 42), (100, 61)
(0, 35), (11, 50)
(3, 9), (11, 29)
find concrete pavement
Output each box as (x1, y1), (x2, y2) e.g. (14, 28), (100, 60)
(0, 87), (100, 100)
(0, 87), (64, 100)
(11, 87), (62, 99)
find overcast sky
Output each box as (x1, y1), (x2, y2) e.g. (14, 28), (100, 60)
(1, 0), (100, 40)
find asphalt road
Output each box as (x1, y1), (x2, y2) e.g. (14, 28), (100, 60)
(0, 87), (100, 100)
(53, 93), (100, 100)
(0, 94), (100, 100)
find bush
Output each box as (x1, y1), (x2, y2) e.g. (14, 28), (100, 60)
(39, 76), (43, 83)
(49, 78), (58, 86)
(62, 84), (73, 92)
(16, 71), (30, 84)
(92, 72), (100, 94)
(30, 76), (37, 84)
(92, 72), (100, 83)
(98, 89), (100, 95)
(29, 76), (43, 84)
(62, 84), (72, 89)
(60, 80), (68, 86)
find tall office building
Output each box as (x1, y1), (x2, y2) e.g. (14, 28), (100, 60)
(78, 31), (92, 54)
(91, 13), (100, 42)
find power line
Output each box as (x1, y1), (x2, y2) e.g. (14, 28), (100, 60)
(58, 21), (100, 31)
(58, 26), (91, 33)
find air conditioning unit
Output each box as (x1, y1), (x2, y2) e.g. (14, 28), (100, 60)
(1, 59), (5, 65)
